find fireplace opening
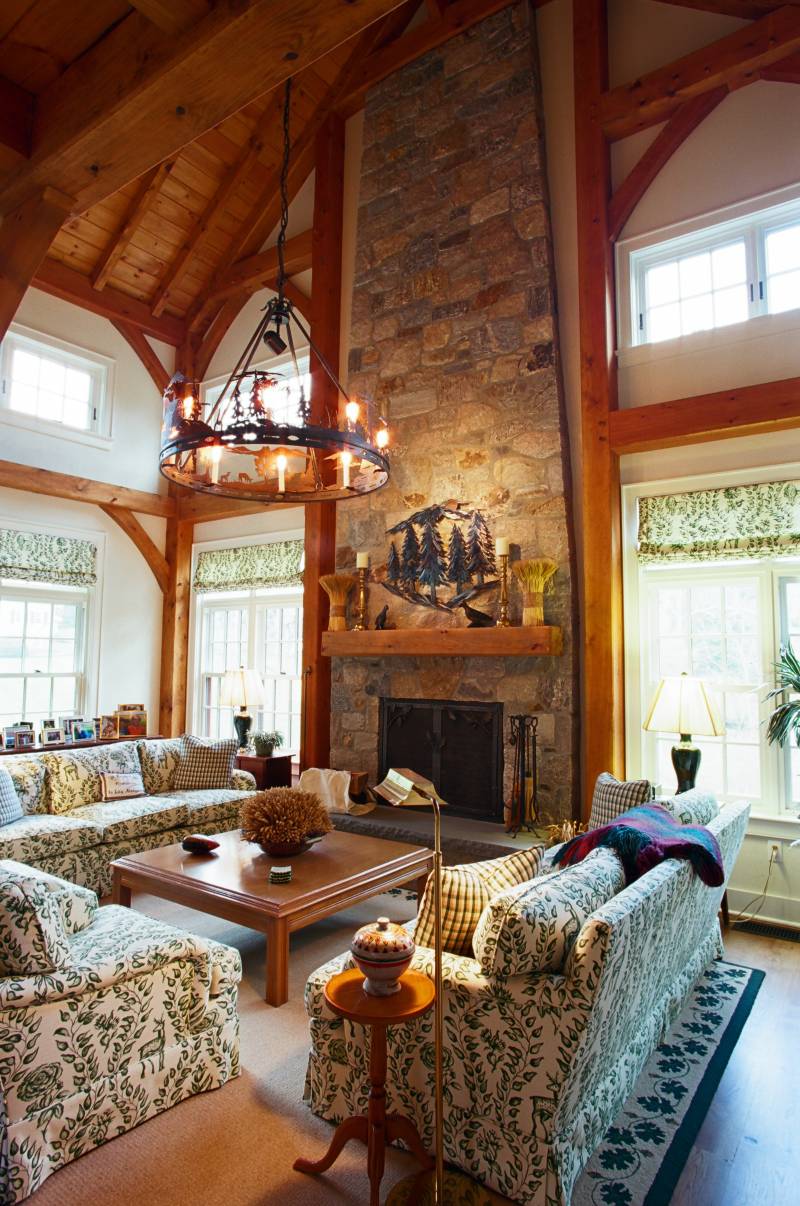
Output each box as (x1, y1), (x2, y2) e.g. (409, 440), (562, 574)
(378, 697), (504, 822)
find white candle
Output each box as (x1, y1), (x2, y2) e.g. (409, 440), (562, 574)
(356, 552), (370, 569)
(341, 451), (352, 489)
(208, 444), (222, 485)
(495, 537), (510, 557)
(276, 453), (287, 494)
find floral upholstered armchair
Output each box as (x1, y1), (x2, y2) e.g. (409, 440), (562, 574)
(0, 860), (241, 1203)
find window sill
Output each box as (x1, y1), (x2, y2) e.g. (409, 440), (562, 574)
(618, 306), (800, 370)
(0, 407), (113, 451)
(744, 812), (800, 840)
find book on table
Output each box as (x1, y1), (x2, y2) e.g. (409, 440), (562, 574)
(373, 768), (447, 809)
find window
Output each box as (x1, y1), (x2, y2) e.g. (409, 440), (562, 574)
(636, 561), (800, 815)
(0, 327), (112, 438)
(0, 581), (88, 730)
(625, 194), (800, 347)
(195, 589), (303, 752)
(202, 356), (310, 426)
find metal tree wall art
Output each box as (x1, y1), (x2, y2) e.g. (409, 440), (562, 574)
(382, 503), (499, 612)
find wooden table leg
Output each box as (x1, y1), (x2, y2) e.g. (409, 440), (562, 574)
(112, 870), (131, 907)
(265, 917), (289, 1007)
(416, 872), (429, 901)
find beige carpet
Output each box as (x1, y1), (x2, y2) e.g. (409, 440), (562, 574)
(29, 888), (423, 1206)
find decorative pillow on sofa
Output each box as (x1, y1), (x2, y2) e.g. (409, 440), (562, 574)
(415, 846), (545, 956)
(0, 860), (97, 935)
(3, 756), (47, 815)
(472, 847), (626, 978)
(588, 772), (653, 830)
(0, 877), (72, 975)
(173, 735), (237, 792)
(43, 742), (141, 814)
(138, 737), (182, 795)
(657, 788), (719, 827)
(100, 771), (146, 802)
(0, 769), (23, 827)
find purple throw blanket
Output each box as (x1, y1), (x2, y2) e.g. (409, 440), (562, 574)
(552, 803), (724, 887)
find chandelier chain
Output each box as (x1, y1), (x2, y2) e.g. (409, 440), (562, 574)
(276, 77), (292, 295)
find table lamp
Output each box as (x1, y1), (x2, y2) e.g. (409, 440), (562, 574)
(643, 672), (724, 793)
(219, 666), (265, 751)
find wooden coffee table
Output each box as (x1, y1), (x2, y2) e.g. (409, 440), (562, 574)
(111, 829), (433, 1007)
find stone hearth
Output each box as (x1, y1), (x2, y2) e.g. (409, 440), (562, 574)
(330, 2), (578, 822)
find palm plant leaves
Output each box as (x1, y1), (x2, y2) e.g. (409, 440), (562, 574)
(765, 644), (800, 747)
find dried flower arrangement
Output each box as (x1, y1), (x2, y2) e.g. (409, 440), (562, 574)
(241, 787), (333, 855)
(544, 817), (588, 846)
(512, 558), (558, 626)
(319, 574), (356, 631)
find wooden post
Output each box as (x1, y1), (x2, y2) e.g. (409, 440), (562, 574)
(301, 113), (345, 770)
(0, 187), (73, 342)
(159, 504), (194, 736)
(574, 0), (624, 816)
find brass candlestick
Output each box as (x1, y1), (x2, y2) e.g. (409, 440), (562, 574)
(497, 553), (511, 627)
(354, 566), (369, 631)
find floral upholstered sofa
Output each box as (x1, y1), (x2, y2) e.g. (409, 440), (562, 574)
(0, 859), (240, 1203)
(303, 797), (749, 1206)
(0, 739), (256, 898)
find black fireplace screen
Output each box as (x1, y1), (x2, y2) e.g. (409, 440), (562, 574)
(378, 697), (503, 821)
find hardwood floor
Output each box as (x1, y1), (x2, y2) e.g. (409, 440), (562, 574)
(672, 928), (800, 1205)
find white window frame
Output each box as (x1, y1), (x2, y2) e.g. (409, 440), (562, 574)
(623, 467), (800, 831)
(0, 323), (115, 449)
(201, 348), (311, 425)
(617, 181), (800, 355)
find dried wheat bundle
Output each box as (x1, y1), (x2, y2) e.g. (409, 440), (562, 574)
(240, 788), (333, 848)
(319, 573), (356, 631)
(512, 558), (558, 626)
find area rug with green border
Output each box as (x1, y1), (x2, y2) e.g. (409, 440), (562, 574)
(388, 959), (763, 1206)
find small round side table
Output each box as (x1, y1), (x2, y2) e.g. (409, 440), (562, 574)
(293, 968), (435, 1206)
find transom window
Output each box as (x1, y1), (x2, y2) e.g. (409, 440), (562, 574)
(196, 588), (303, 752)
(626, 194), (800, 346)
(203, 357), (310, 427)
(0, 327), (111, 436)
(0, 581), (88, 730)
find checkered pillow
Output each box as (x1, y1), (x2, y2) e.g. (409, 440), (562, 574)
(0, 769), (23, 828)
(588, 772), (653, 830)
(173, 735), (237, 791)
(415, 846), (544, 956)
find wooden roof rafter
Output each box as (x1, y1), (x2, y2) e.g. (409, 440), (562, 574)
(92, 159), (176, 293)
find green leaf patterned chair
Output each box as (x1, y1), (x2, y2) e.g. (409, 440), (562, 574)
(0, 860), (241, 1203)
(303, 798), (749, 1206)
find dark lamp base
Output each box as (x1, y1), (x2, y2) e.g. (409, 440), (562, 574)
(671, 742), (701, 795)
(233, 711), (252, 750)
(386, 1168), (502, 1205)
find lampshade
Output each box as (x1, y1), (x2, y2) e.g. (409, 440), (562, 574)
(643, 674), (724, 737)
(219, 667), (265, 709)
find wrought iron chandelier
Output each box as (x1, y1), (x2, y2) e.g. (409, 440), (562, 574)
(159, 79), (390, 504)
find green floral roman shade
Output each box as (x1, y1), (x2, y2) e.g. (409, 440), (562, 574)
(0, 528), (97, 586)
(638, 479), (800, 564)
(193, 539), (303, 593)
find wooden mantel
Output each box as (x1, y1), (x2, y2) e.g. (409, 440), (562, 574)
(321, 627), (563, 658)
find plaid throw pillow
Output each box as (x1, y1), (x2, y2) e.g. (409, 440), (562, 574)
(415, 846), (544, 956)
(173, 735), (237, 791)
(589, 772), (653, 830)
(0, 769), (23, 828)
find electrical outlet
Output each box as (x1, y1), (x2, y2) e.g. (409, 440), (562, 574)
(771, 842), (783, 864)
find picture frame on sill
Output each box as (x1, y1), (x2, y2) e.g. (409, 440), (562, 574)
(99, 715), (119, 740)
(117, 709), (147, 738)
(42, 728), (65, 746)
(13, 731), (35, 750)
(72, 722), (96, 742)
(4, 724), (32, 750)
(60, 718), (81, 742)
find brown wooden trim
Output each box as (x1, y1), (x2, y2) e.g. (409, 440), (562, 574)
(100, 504), (170, 593)
(0, 75), (34, 159)
(760, 48), (800, 82)
(208, 230), (313, 304)
(127, 0), (210, 35)
(0, 458), (175, 518)
(91, 161), (174, 292)
(609, 377), (800, 453)
(656, 1), (800, 17)
(192, 296), (244, 382)
(607, 89), (728, 241)
(574, 0), (625, 818)
(159, 508), (193, 736)
(33, 257), (186, 346)
(0, 187), (74, 344)
(599, 7), (800, 140)
(175, 491), (284, 522)
(322, 626), (564, 657)
(111, 320), (170, 394)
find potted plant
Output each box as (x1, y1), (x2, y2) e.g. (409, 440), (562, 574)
(252, 730), (284, 758)
(766, 644), (800, 749)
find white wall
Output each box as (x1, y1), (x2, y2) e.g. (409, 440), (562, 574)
(538, 0), (800, 924)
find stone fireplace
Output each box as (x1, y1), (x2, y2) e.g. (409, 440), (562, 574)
(329, 2), (578, 822)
